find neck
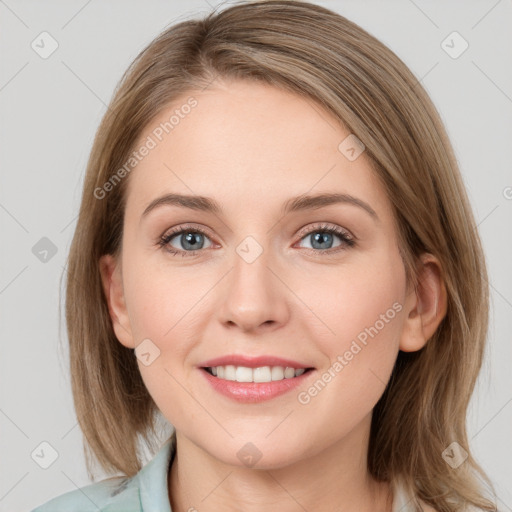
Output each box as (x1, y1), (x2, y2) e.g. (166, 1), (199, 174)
(168, 415), (393, 512)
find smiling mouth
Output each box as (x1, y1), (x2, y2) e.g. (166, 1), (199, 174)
(202, 365), (315, 383)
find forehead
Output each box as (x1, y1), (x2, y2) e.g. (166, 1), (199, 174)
(124, 79), (390, 220)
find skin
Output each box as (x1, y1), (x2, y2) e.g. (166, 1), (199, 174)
(100, 79), (446, 512)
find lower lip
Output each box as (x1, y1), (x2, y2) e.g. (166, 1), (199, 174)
(199, 368), (315, 403)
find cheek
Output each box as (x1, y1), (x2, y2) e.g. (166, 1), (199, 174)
(121, 258), (211, 405)
(123, 259), (206, 345)
(309, 251), (405, 348)
(121, 262), (201, 426)
(300, 249), (406, 396)
(302, 252), (405, 411)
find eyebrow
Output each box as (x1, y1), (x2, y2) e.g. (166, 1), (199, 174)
(141, 192), (378, 221)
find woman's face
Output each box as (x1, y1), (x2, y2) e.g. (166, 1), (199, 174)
(102, 79), (416, 468)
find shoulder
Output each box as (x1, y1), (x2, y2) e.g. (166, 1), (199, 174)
(30, 434), (176, 512)
(30, 475), (142, 512)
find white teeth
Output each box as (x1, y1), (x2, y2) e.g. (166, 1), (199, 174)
(253, 366), (271, 382)
(235, 366), (253, 382)
(284, 367), (295, 379)
(224, 365), (236, 381)
(271, 366), (284, 380)
(207, 365), (309, 383)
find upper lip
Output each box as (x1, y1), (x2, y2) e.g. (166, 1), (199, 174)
(199, 354), (313, 369)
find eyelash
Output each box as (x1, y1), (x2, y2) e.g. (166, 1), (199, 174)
(157, 222), (356, 257)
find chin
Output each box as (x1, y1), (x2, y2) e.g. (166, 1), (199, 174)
(208, 436), (310, 470)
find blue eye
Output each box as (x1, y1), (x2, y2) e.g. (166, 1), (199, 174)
(158, 223), (355, 257)
(158, 226), (213, 256)
(297, 224), (355, 252)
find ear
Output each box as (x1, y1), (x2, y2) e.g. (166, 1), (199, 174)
(99, 254), (135, 349)
(399, 253), (448, 352)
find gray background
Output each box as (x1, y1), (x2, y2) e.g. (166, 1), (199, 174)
(0, 0), (511, 510)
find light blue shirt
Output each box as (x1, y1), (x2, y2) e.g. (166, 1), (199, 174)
(31, 434), (425, 511)
(31, 435), (176, 512)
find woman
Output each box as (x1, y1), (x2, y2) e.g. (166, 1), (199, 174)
(32, 1), (498, 510)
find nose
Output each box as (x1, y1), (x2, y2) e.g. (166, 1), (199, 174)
(217, 245), (291, 333)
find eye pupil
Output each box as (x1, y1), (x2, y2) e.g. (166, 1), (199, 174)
(182, 232), (204, 250)
(311, 232), (333, 249)
(162, 225), (351, 257)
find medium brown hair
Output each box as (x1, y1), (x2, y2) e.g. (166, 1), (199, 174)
(63, 1), (497, 509)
